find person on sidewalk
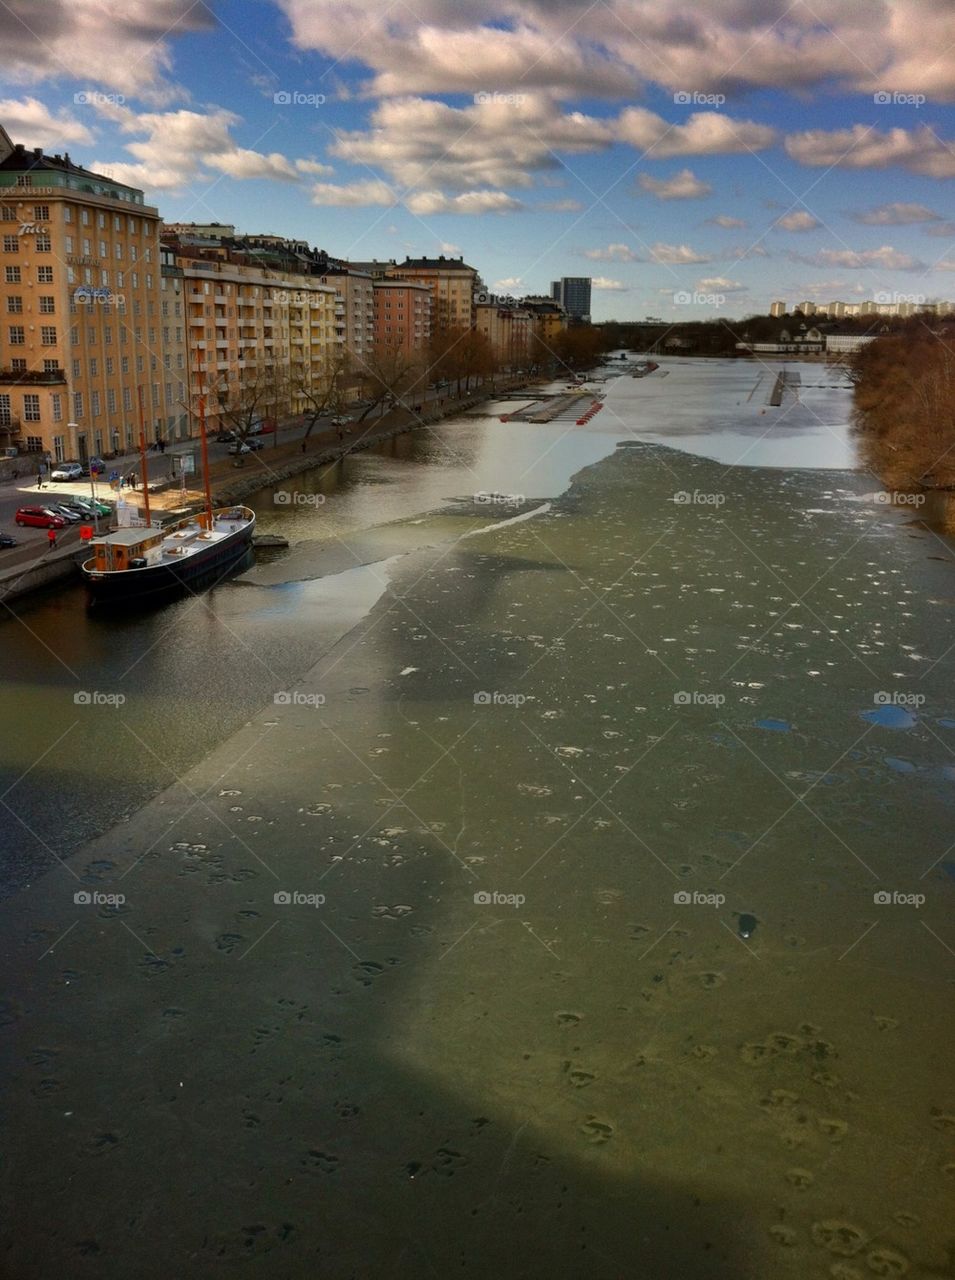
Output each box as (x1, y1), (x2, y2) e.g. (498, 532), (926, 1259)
(47, 526), (57, 550)
(36, 470), (43, 489)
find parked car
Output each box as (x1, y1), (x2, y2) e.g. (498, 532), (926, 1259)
(0, 533), (18, 549)
(15, 507), (67, 529)
(258, 420), (276, 434)
(64, 497), (111, 519)
(51, 461), (84, 481)
(47, 504), (82, 523)
(247, 421), (263, 436)
(331, 415), (352, 428)
(215, 430), (237, 444)
(227, 438), (264, 455)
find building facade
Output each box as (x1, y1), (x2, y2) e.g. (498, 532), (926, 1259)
(386, 256), (478, 333)
(372, 279), (432, 358)
(0, 126), (164, 463)
(550, 277), (592, 322)
(473, 302), (531, 369)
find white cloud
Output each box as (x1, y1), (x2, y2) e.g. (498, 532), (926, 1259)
(492, 276), (523, 291)
(330, 93), (613, 193)
(538, 198), (584, 212)
(405, 189), (523, 215)
(93, 106), (308, 193)
(775, 210), (822, 232)
(852, 202), (941, 225)
(0, 0), (212, 98)
(793, 245), (926, 272)
(276, 1), (955, 104)
(583, 243), (641, 262)
(592, 277), (629, 291)
(650, 242), (710, 264)
(698, 276), (746, 292)
(785, 124), (955, 178)
(0, 96), (92, 148)
(708, 215), (747, 228)
(618, 108), (776, 157)
(310, 179), (397, 206)
(296, 158), (335, 176)
(638, 168), (712, 200)
(439, 241), (461, 253)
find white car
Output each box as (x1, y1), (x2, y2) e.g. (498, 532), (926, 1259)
(51, 461), (84, 481)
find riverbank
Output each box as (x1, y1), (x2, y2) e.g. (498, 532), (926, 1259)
(3, 435), (953, 1278)
(0, 382), (533, 605)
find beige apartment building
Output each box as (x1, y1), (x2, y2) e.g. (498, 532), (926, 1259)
(0, 125), (166, 464)
(474, 302), (531, 369)
(171, 247), (339, 435)
(317, 265), (375, 371)
(386, 256), (478, 333)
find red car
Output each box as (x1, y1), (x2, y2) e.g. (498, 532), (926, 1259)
(15, 506), (67, 529)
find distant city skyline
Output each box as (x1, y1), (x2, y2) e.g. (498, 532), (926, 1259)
(2, 2), (955, 320)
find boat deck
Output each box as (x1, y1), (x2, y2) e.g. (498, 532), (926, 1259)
(155, 510), (251, 566)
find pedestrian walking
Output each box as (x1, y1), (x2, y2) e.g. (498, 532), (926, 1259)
(36, 469), (43, 489)
(47, 527), (57, 550)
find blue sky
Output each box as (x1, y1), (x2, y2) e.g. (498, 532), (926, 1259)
(2, 0), (955, 320)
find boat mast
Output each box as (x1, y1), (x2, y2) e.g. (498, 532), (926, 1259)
(137, 384), (152, 526)
(198, 388), (213, 528)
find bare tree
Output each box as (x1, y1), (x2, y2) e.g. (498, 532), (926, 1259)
(213, 359), (289, 461)
(295, 350), (355, 451)
(352, 342), (425, 423)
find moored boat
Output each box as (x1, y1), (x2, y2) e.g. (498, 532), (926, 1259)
(81, 506), (256, 605)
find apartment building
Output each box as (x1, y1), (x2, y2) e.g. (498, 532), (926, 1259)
(550, 277), (592, 322)
(521, 297), (568, 357)
(473, 302), (531, 369)
(372, 279), (432, 358)
(169, 245), (339, 436)
(159, 245), (190, 441)
(318, 265), (375, 369)
(0, 125), (164, 463)
(386, 256), (478, 333)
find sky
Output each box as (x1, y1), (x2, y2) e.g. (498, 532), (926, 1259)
(2, 0), (955, 321)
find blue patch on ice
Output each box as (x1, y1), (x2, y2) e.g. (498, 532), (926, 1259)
(884, 757), (917, 774)
(860, 706), (917, 729)
(937, 718), (955, 729)
(755, 718), (792, 732)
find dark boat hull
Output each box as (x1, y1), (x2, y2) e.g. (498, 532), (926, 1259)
(82, 521), (254, 606)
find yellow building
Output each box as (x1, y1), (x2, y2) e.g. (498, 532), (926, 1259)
(386, 255), (478, 333)
(474, 303), (531, 369)
(0, 124), (164, 463)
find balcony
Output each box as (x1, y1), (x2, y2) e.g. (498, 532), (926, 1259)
(0, 367), (66, 385)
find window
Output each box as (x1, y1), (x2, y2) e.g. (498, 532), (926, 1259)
(4, 266), (20, 282)
(130, 244), (138, 262)
(104, 326), (112, 345)
(136, 354), (144, 373)
(107, 388), (117, 413)
(99, 241), (107, 257)
(38, 296), (55, 313)
(87, 328), (96, 344)
(51, 394), (62, 422)
(81, 209), (90, 226)
(63, 206), (72, 223)
(8, 325), (24, 345)
(115, 243), (122, 260)
(122, 387), (132, 411)
(26, 435), (43, 452)
(11, 357), (25, 371)
(132, 272), (139, 289)
(36, 265), (53, 283)
(73, 391), (84, 419)
(72, 359), (81, 377)
(15, 174), (32, 187)
(133, 300), (141, 318)
(162, 301), (169, 317)
(150, 355), (157, 371)
(2, 235), (18, 252)
(97, 213), (105, 229)
(6, 296), (22, 313)
(0, 206), (15, 222)
(176, 353), (183, 369)
(53, 435), (65, 462)
(114, 215), (121, 230)
(151, 383), (160, 407)
(40, 326), (57, 345)
(89, 358), (98, 377)
(163, 353), (170, 369)
(33, 205), (50, 222)
(71, 326), (79, 346)
(165, 382), (173, 405)
(43, 359), (58, 373)
(0, 395), (9, 424)
(128, 217), (137, 234)
(35, 235), (51, 252)
(121, 355), (129, 374)
(91, 390), (101, 416)
(23, 393), (40, 422)
(105, 356), (113, 375)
